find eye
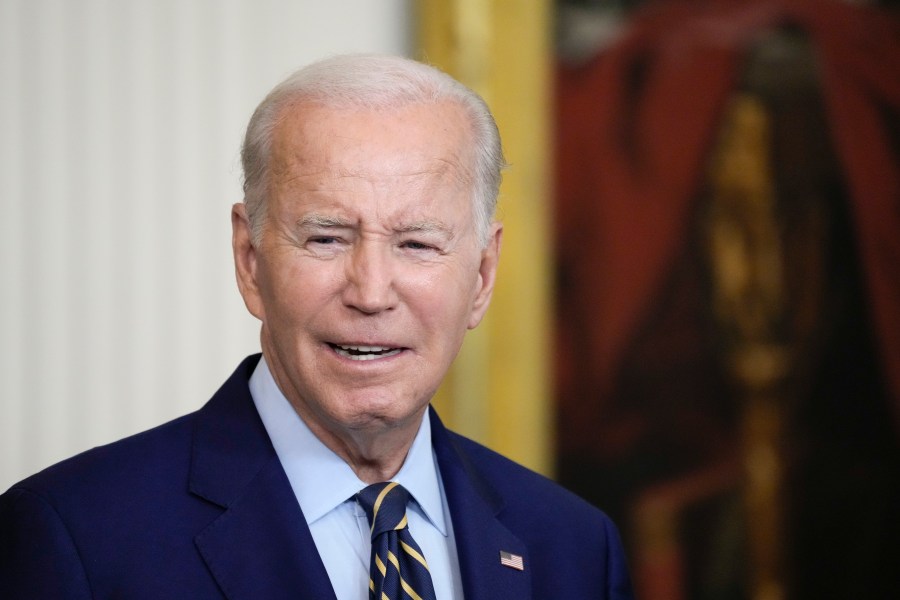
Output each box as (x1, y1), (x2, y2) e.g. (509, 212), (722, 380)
(400, 240), (436, 251)
(309, 236), (339, 245)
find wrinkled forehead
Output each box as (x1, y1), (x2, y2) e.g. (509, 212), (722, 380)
(269, 100), (477, 184)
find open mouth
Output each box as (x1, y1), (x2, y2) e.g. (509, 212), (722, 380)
(329, 343), (403, 361)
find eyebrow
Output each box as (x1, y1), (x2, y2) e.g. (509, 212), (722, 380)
(395, 220), (453, 236)
(296, 214), (454, 237)
(295, 214), (353, 229)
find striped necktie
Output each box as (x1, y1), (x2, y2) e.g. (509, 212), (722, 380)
(357, 481), (438, 600)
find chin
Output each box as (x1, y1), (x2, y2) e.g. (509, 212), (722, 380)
(333, 397), (424, 431)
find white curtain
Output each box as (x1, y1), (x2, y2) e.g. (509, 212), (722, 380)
(0, 0), (411, 489)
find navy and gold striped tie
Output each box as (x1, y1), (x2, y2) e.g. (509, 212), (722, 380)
(357, 482), (438, 600)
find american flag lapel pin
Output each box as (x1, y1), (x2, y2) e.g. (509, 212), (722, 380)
(499, 550), (524, 571)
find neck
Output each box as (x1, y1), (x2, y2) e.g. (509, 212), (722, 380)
(302, 411), (423, 483)
(261, 346), (426, 483)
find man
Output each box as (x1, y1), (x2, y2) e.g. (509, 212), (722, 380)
(1, 55), (632, 599)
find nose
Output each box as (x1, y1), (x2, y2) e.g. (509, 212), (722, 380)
(342, 241), (398, 314)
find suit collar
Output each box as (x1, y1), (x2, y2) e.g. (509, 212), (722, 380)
(190, 355), (338, 600)
(430, 410), (532, 600)
(189, 355), (268, 508)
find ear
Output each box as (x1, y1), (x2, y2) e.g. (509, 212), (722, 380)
(232, 203), (265, 321)
(468, 222), (503, 330)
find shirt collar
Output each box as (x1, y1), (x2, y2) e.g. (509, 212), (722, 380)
(249, 355), (448, 535)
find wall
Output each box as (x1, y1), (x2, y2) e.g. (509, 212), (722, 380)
(0, 0), (411, 489)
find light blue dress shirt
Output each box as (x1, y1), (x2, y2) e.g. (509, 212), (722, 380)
(249, 356), (464, 600)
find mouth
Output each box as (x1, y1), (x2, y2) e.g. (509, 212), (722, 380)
(328, 343), (404, 361)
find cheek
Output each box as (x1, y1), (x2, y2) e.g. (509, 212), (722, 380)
(408, 266), (479, 327)
(259, 259), (336, 323)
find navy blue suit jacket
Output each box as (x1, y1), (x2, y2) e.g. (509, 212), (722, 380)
(1, 355), (632, 599)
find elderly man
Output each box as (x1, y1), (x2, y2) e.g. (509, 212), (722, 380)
(0, 55), (632, 599)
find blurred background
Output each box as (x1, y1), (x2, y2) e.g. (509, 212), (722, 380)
(2, 1), (898, 598)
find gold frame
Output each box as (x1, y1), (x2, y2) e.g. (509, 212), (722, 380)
(416, 0), (553, 475)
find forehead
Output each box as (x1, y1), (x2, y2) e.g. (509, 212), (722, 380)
(270, 100), (475, 182)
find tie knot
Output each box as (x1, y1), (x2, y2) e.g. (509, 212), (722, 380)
(357, 481), (411, 539)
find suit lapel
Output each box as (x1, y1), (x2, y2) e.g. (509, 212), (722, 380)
(186, 358), (531, 600)
(189, 356), (338, 600)
(430, 411), (532, 600)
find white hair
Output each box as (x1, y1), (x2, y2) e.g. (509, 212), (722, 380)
(240, 54), (506, 247)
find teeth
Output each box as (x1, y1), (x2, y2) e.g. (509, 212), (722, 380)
(332, 344), (402, 361)
(341, 345), (389, 352)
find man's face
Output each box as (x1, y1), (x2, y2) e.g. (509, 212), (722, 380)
(233, 100), (501, 446)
